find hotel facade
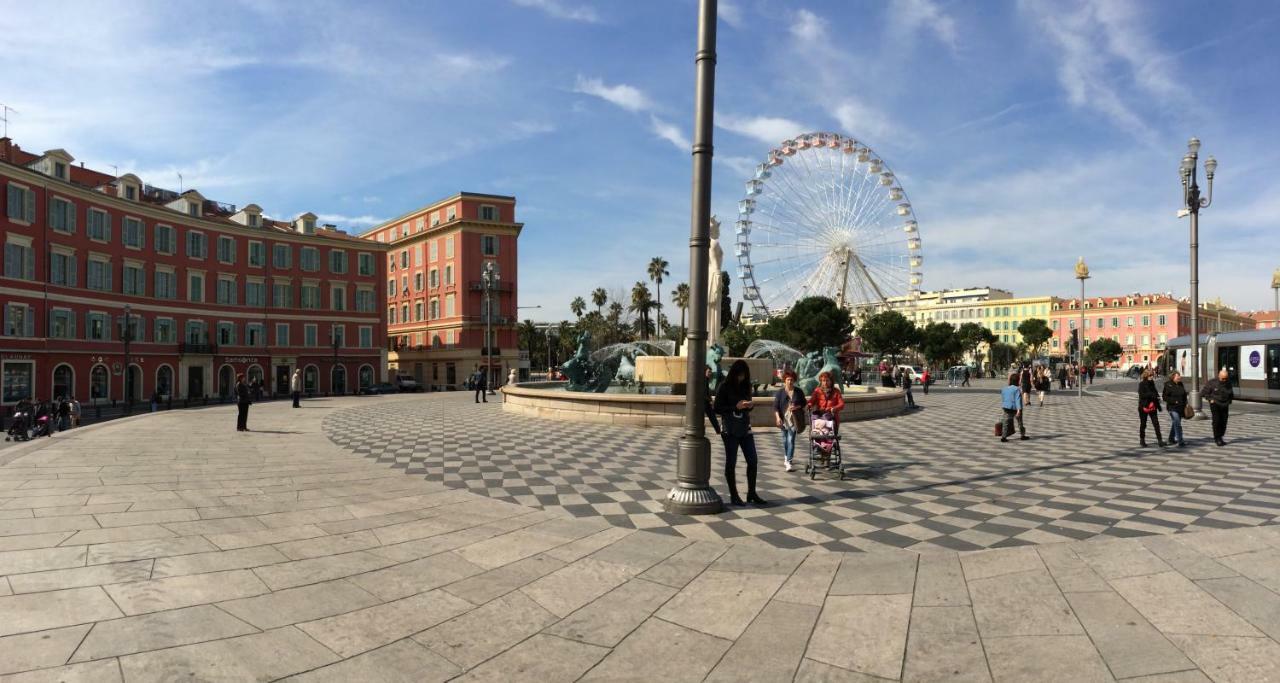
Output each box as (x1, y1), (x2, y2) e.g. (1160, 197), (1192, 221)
(1, 138), (388, 407)
(360, 193), (521, 390)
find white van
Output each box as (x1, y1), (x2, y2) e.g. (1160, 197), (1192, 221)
(392, 374), (422, 392)
(895, 365), (922, 382)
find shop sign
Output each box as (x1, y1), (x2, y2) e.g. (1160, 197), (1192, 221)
(0, 354), (33, 360)
(222, 357), (260, 364)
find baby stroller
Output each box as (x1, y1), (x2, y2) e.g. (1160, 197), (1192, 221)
(5, 408), (31, 442)
(805, 410), (844, 480)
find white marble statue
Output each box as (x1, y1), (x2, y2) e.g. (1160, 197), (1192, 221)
(707, 216), (723, 346)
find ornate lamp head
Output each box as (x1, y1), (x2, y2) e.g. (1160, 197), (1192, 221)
(1074, 256), (1090, 280)
(1272, 267), (1280, 290)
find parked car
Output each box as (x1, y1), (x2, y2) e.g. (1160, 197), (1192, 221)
(360, 382), (397, 395)
(895, 365), (923, 382)
(392, 374), (423, 392)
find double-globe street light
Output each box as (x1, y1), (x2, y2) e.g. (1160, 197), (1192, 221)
(1179, 138), (1216, 417)
(120, 304), (134, 413)
(1271, 268), (1280, 316)
(1075, 258), (1089, 399)
(481, 262), (500, 393)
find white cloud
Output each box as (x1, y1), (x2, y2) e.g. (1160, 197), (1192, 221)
(717, 114), (810, 146)
(720, 0), (745, 28)
(649, 116), (691, 151)
(315, 213), (389, 228)
(572, 75), (653, 112)
(717, 155), (759, 179)
(831, 100), (897, 143)
(511, 0), (602, 24)
(790, 9), (826, 43)
(890, 0), (958, 49)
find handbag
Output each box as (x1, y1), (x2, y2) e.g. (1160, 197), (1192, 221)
(1183, 404), (1194, 419)
(994, 422), (1003, 437)
(1142, 402), (1156, 414)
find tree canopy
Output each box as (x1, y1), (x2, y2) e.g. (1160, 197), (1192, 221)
(760, 296), (854, 352)
(918, 322), (963, 368)
(858, 310), (918, 362)
(1016, 318), (1053, 358)
(1085, 337), (1123, 365)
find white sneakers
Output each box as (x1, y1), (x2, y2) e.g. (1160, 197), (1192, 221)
(785, 461), (794, 472)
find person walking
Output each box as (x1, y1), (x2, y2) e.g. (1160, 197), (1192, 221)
(1057, 365), (1068, 391)
(962, 366), (971, 387)
(808, 371), (846, 430)
(56, 397), (70, 431)
(290, 369), (302, 408)
(879, 361), (893, 388)
(851, 365), (862, 386)
(234, 373), (251, 432)
(1137, 368), (1165, 448)
(921, 367), (930, 395)
(473, 366), (488, 403)
(1034, 366), (1047, 407)
(1162, 371), (1188, 447)
(1019, 364), (1033, 407)
(1203, 368), (1233, 446)
(70, 396), (81, 427)
(150, 389), (160, 413)
(714, 359), (767, 506)
(773, 370), (806, 472)
(902, 370), (916, 408)
(1000, 373), (1027, 442)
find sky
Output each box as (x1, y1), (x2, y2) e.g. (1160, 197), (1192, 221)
(3, 0), (1279, 322)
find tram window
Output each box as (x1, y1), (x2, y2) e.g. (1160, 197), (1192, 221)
(1269, 344), (1280, 390)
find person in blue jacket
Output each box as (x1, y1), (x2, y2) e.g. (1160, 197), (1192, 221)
(1000, 373), (1026, 442)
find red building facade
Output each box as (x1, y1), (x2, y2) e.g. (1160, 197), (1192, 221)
(1, 138), (388, 407)
(360, 193), (521, 389)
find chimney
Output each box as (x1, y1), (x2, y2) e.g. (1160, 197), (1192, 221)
(0, 138), (12, 163)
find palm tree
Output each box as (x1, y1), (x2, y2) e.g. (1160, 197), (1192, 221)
(629, 281), (654, 340)
(591, 287), (608, 313)
(570, 296), (586, 319)
(672, 282), (690, 353)
(647, 257), (670, 338)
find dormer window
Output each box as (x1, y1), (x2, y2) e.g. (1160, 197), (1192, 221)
(124, 186), (136, 200)
(188, 201), (200, 217)
(54, 162), (68, 180)
(304, 219), (316, 234)
(249, 214), (260, 228)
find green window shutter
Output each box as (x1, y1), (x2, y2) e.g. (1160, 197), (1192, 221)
(24, 307), (35, 337)
(25, 189), (35, 223)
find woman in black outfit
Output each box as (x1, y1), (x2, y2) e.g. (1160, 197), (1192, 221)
(1161, 371), (1188, 447)
(1137, 368), (1165, 448)
(714, 359), (767, 506)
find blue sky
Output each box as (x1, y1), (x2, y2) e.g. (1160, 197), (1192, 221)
(3, 0), (1278, 321)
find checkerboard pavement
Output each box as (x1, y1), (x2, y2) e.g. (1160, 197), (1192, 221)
(323, 388), (1280, 552)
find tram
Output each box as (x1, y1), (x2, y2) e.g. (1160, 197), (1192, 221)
(1166, 329), (1280, 403)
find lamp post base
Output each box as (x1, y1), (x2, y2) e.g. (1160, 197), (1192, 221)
(664, 435), (723, 515)
(1187, 389), (1209, 420)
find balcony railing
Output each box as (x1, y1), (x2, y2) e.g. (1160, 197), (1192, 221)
(468, 281), (515, 293)
(178, 342), (218, 355)
(481, 347), (501, 356)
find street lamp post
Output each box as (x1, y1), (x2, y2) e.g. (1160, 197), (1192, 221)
(1179, 137), (1216, 418)
(1271, 268), (1280, 316)
(122, 304), (133, 413)
(330, 329), (339, 396)
(481, 262), (499, 393)
(1075, 258), (1089, 399)
(665, 0), (723, 515)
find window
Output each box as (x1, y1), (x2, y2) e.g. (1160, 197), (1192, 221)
(358, 252), (374, 276)
(1141, 315), (1150, 326)
(48, 197), (76, 233)
(446, 293), (455, 317)
(154, 318), (176, 343)
(481, 235), (498, 256)
(429, 299), (439, 319)
(300, 284), (321, 309)
(2, 361), (34, 404)
(184, 320), (207, 344)
(217, 322), (236, 345)
(1051, 320), (1059, 330)
(246, 323), (264, 347)
(123, 185), (136, 201)
(401, 276), (408, 294)
(186, 231), (207, 259)
(50, 252), (76, 287)
(444, 265), (453, 285)
(4, 240), (35, 280)
(122, 217), (144, 248)
(6, 184), (36, 223)
(120, 313), (142, 342)
(414, 301), (424, 321)
(1111, 317), (1119, 328)
(400, 304), (409, 323)
(300, 247), (319, 272)
(446, 206), (456, 221)
(480, 205), (498, 221)
(400, 251), (408, 268)
(1098, 317), (1105, 329)
(154, 225), (175, 254)
(329, 250), (348, 274)
(414, 245), (423, 266)
(275, 323), (289, 346)
(87, 258), (113, 292)
(1142, 335), (1150, 346)
(188, 273), (205, 302)
(304, 324), (318, 347)
(1052, 338), (1060, 349)
(1084, 319), (1090, 329)
(246, 281), (266, 307)
(272, 283), (292, 308)
(188, 201), (200, 217)
(388, 254), (396, 272)
(331, 285), (346, 311)
(429, 241), (438, 262)
(87, 312), (110, 341)
(217, 236), (235, 264)
(155, 270), (177, 299)
(3, 303), (34, 337)
(48, 309), (75, 339)
(387, 279), (396, 298)
(272, 244), (291, 269)
(355, 289), (374, 313)
(1126, 316), (1135, 326)
(123, 263), (145, 296)
(216, 278), (237, 305)
(446, 236), (454, 258)
(414, 273), (423, 291)
(388, 306), (396, 324)
(248, 241), (265, 267)
(431, 211), (440, 227)
(89, 364), (109, 400)
(88, 209), (111, 242)
(1126, 334), (1134, 345)
(331, 325), (346, 348)
(359, 326), (372, 348)
(1158, 315), (1166, 326)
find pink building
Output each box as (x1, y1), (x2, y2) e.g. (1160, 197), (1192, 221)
(1049, 293), (1253, 368)
(1244, 310), (1280, 329)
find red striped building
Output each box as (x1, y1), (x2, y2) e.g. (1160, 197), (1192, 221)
(1, 138), (388, 407)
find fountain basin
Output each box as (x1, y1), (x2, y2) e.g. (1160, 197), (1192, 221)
(503, 381), (905, 428)
(634, 355), (773, 387)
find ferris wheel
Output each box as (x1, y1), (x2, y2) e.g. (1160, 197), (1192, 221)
(735, 132), (922, 318)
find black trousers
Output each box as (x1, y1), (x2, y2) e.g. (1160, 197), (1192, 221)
(291, 391), (300, 408)
(1210, 403), (1229, 442)
(1139, 409), (1163, 445)
(722, 432), (758, 501)
(475, 387), (487, 402)
(1002, 408), (1024, 438)
(236, 402), (249, 431)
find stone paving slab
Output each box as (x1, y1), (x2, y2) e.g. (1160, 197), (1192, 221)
(0, 393), (1274, 681)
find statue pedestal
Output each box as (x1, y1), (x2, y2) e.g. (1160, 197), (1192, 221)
(635, 356), (774, 391)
